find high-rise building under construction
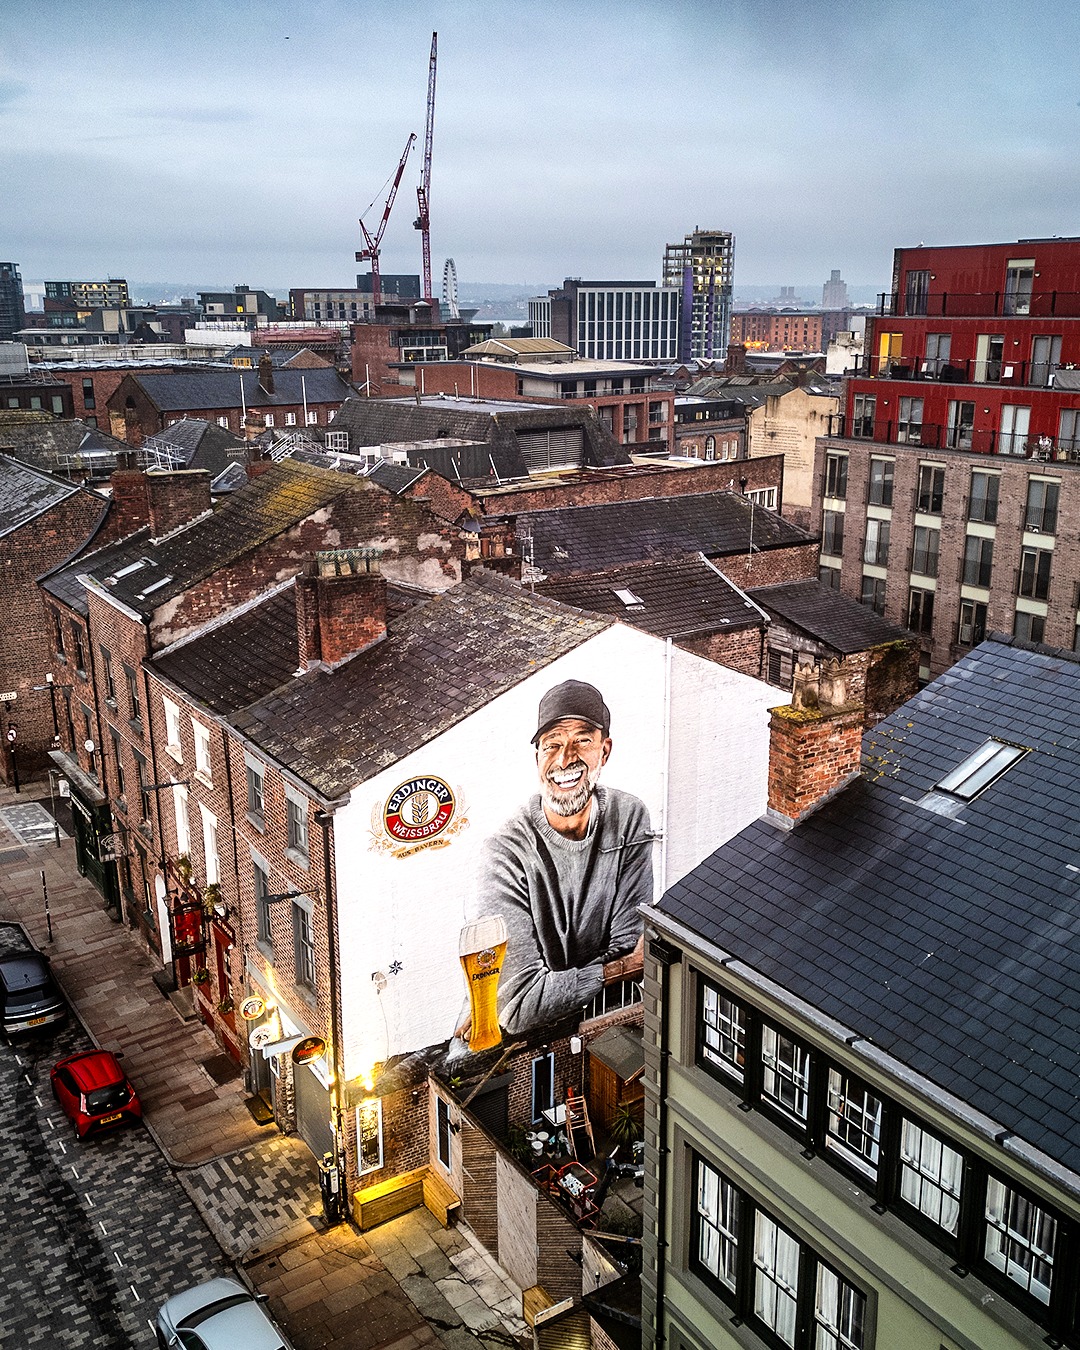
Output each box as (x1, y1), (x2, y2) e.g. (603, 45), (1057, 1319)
(662, 227), (734, 362)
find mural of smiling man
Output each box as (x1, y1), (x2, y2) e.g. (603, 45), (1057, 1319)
(459, 679), (655, 1045)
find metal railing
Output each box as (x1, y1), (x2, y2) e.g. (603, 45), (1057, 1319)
(878, 290), (1080, 318)
(828, 415), (1080, 461)
(858, 355), (1074, 387)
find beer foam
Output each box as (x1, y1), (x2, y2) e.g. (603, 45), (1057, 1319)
(459, 914), (508, 955)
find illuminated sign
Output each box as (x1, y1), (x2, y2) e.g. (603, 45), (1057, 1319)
(239, 995), (266, 1021)
(292, 1036), (327, 1065)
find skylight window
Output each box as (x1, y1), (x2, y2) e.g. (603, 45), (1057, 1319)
(613, 588), (644, 608)
(111, 559), (147, 580)
(936, 739), (1027, 800)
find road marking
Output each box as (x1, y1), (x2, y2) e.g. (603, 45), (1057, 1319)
(46, 1117), (54, 1130)
(84, 1193), (94, 1207)
(113, 1250), (124, 1267)
(34, 1094), (41, 1107)
(23, 1073), (32, 1086)
(70, 1166), (80, 1180)
(99, 1221), (108, 1236)
(56, 1139), (65, 1154)
(130, 1285), (141, 1302)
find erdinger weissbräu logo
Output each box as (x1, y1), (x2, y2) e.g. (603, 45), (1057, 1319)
(371, 776), (469, 859)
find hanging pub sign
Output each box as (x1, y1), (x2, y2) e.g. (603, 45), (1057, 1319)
(170, 900), (206, 959)
(248, 1025), (274, 1051)
(292, 1036), (326, 1065)
(239, 995), (266, 1021)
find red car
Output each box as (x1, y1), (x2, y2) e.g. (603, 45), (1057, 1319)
(51, 1050), (142, 1139)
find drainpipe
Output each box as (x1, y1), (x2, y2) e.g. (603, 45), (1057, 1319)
(314, 810), (346, 1188)
(648, 934), (679, 1349)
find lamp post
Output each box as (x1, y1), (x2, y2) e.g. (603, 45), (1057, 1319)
(32, 675), (59, 743)
(6, 723), (19, 794)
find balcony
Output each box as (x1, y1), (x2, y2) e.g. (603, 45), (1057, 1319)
(878, 290), (1080, 319)
(859, 354), (1075, 388)
(828, 415), (1080, 461)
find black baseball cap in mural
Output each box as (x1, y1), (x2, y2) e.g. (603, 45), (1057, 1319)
(532, 680), (610, 744)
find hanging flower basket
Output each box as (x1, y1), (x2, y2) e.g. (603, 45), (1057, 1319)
(217, 996), (234, 1015)
(192, 967), (210, 986)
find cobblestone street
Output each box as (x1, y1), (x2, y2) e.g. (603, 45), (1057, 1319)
(0, 784), (530, 1350)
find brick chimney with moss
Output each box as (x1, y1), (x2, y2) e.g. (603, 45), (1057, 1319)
(295, 548), (387, 670)
(767, 657), (863, 828)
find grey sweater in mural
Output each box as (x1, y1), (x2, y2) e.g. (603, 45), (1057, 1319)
(476, 785), (654, 1035)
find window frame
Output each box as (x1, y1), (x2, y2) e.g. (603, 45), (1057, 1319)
(253, 855), (273, 956)
(192, 719), (212, 783)
(867, 458), (894, 508)
(292, 894), (316, 992)
(286, 788), (310, 864)
(968, 470), (1000, 524)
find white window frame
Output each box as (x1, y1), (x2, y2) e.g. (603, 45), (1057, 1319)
(192, 719), (212, 784)
(530, 1052), (555, 1124)
(700, 981), (746, 1082)
(899, 1118), (963, 1235)
(173, 782), (191, 857)
(696, 1157), (740, 1293)
(162, 696), (182, 762)
(286, 787), (309, 864)
(753, 1211), (801, 1345)
(199, 803), (219, 886)
(984, 1176), (1056, 1305)
(825, 1067), (882, 1178)
(761, 1024), (810, 1126)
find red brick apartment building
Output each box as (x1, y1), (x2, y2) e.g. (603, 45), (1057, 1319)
(731, 309), (823, 353)
(815, 236), (1080, 680)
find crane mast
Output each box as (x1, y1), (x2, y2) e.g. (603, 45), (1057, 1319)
(356, 133), (416, 307)
(414, 31), (437, 303)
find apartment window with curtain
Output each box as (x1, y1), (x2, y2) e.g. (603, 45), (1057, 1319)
(962, 535), (994, 587)
(1025, 479), (1059, 534)
(867, 458), (894, 507)
(862, 518), (890, 567)
(911, 526), (940, 579)
(968, 470), (999, 523)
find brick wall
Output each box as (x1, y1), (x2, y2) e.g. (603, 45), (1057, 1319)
(814, 436), (1080, 682)
(677, 626), (765, 679)
(1, 488), (108, 777)
(767, 702), (863, 824)
(481, 456), (786, 516)
(48, 366), (173, 427)
(714, 540), (818, 589)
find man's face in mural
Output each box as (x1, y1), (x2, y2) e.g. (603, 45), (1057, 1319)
(536, 718), (611, 822)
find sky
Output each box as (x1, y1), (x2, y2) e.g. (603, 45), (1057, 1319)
(3, 0), (1080, 295)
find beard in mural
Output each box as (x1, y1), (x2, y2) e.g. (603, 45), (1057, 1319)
(458, 679), (654, 1047)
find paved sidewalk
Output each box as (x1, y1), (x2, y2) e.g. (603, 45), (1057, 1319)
(0, 779), (531, 1350)
(0, 789), (265, 1165)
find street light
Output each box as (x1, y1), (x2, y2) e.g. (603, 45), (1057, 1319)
(32, 675), (59, 744)
(6, 722), (18, 794)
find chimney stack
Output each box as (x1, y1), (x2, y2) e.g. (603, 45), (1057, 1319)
(295, 548), (387, 670)
(146, 469), (212, 539)
(767, 657), (862, 828)
(726, 342), (747, 375)
(257, 353), (275, 395)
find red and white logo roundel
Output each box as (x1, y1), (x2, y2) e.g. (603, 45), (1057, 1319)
(383, 777), (456, 844)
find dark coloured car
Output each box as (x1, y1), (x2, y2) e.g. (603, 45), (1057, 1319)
(156, 1277), (294, 1349)
(51, 1049), (142, 1138)
(0, 950), (66, 1038)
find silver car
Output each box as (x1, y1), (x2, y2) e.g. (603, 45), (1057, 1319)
(155, 1277), (293, 1350)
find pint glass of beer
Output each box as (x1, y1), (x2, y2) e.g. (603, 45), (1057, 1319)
(459, 915), (508, 1053)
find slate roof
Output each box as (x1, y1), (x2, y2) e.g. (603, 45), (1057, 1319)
(231, 570), (611, 800)
(365, 461), (428, 495)
(141, 418), (247, 477)
(537, 555), (765, 638)
(0, 418), (126, 477)
(0, 454), (85, 536)
(79, 460), (359, 615)
(115, 367), (352, 413)
(657, 636), (1080, 1177)
(330, 396), (629, 482)
(749, 579), (911, 653)
(152, 584), (300, 715)
(41, 528), (153, 613)
(517, 492), (813, 578)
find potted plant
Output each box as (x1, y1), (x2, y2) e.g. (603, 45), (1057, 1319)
(609, 1102), (642, 1146)
(217, 995), (234, 1015)
(175, 854), (193, 886)
(192, 967), (210, 987)
(202, 882), (223, 917)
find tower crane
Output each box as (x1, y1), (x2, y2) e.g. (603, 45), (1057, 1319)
(355, 133), (416, 307)
(414, 31), (437, 303)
